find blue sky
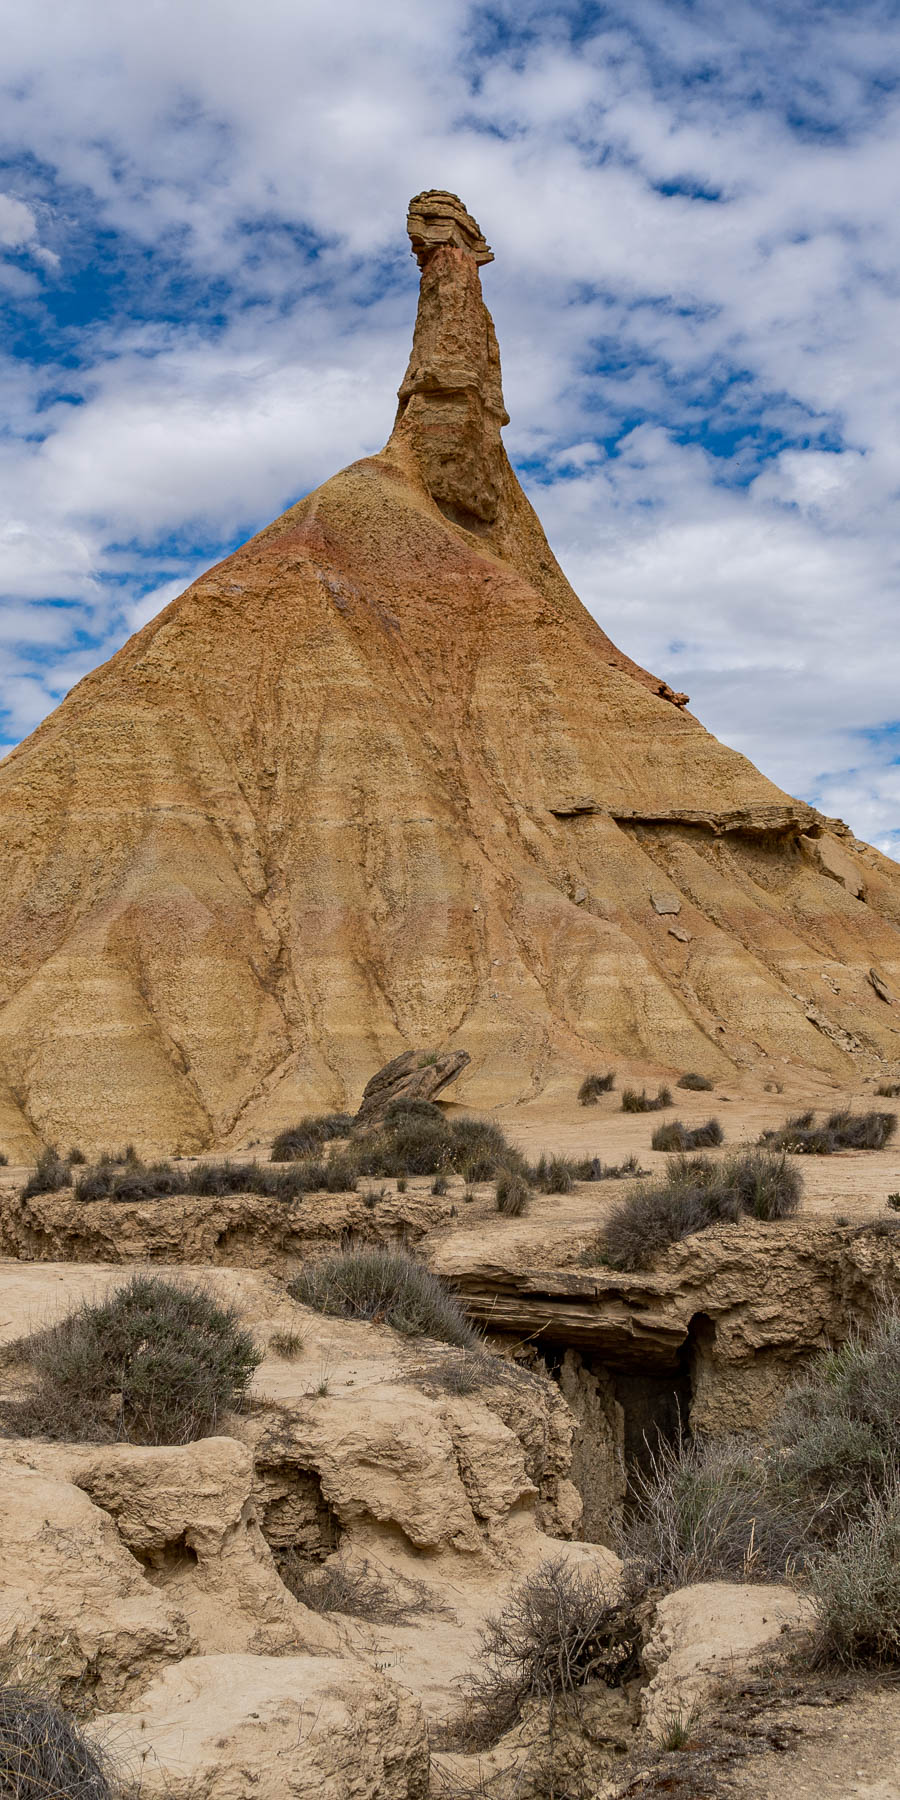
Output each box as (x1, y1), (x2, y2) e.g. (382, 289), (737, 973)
(1, 0), (899, 854)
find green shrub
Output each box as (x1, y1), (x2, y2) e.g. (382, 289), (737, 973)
(21, 1149), (71, 1200)
(651, 1119), (723, 1152)
(270, 1113), (353, 1161)
(676, 1072), (713, 1091)
(0, 1686), (118, 1800)
(809, 1480), (900, 1666)
(578, 1071), (615, 1104)
(621, 1086), (672, 1113)
(495, 1170), (532, 1216)
(463, 1558), (644, 1743)
(762, 1109), (897, 1154)
(774, 1304), (900, 1538)
(8, 1275), (261, 1445)
(624, 1433), (805, 1588)
(602, 1147), (801, 1269)
(289, 1247), (476, 1347)
(353, 1109), (526, 1184)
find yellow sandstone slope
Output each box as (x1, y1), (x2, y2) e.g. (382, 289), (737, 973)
(1, 192), (898, 1155)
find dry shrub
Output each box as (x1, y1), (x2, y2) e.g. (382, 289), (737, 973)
(270, 1113), (353, 1161)
(461, 1557), (644, 1745)
(353, 1107), (527, 1184)
(411, 1346), (532, 1397)
(574, 1154), (645, 1181)
(603, 1148), (801, 1270)
(762, 1109), (897, 1154)
(277, 1551), (416, 1623)
(578, 1071), (615, 1104)
(21, 1150), (71, 1200)
(676, 1072), (713, 1092)
(624, 1434), (805, 1589)
(774, 1303), (900, 1538)
(268, 1329), (304, 1359)
(875, 1082), (900, 1098)
(621, 1086), (672, 1113)
(289, 1247), (477, 1347)
(531, 1154), (578, 1194)
(651, 1119), (723, 1152)
(495, 1170), (532, 1216)
(73, 1154), (359, 1203)
(0, 1688), (117, 1800)
(4, 1274), (261, 1445)
(808, 1478), (900, 1667)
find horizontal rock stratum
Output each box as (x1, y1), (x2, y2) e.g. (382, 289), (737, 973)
(1, 190), (899, 1154)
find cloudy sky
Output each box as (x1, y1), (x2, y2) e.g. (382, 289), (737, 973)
(1, 0), (899, 853)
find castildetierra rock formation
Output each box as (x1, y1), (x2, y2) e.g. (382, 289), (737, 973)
(1, 190), (899, 1155)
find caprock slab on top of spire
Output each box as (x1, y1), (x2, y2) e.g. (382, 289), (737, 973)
(406, 190), (493, 267)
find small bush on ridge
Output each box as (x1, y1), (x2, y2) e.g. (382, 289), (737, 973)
(621, 1085), (672, 1113)
(676, 1072), (713, 1092)
(270, 1113), (354, 1161)
(602, 1147), (801, 1270)
(651, 1119), (723, 1152)
(578, 1071), (615, 1104)
(21, 1149), (71, 1200)
(289, 1247), (476, 1347)
(6, 1274), (261, 1445)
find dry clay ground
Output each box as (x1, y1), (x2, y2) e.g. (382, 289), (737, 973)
(1, 1070), (899, 1796)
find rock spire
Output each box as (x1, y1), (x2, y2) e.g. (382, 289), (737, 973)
(392, 191), (508, 524)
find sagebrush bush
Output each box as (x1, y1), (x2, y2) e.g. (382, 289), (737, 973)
(762, 1109), (897, 1154)
(624, 1433), (805, 1589)
(270, 1113), (354, 1161)
(495, 1170), (532, 1216)
(676, 1072), (713, 1092)
(774, 1303), (900, 1537)
(463, 1558), (644, 1743)
(602, 1147), (801, 1269)
(289, 1247), (477, 1347)
(21, 1149), (71, 1201)
(651, 1119), (723, 1152)
(808, 1480), (900, 1667)
(0, 1687), (117, 1800)
(7, 1275), (261, 1444)
(578, 1071), (615, 1104)
(621, 1086), (672, 1113)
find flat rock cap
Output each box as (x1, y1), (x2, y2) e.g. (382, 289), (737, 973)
(407, 190), (493, 267)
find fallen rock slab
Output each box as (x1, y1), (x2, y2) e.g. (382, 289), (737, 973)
(353, 1048), (471, 1126)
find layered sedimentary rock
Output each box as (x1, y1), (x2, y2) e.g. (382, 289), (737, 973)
(1, 190), (899, 1154)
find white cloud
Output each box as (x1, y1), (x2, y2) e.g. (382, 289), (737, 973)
(0, 1), (898, 849)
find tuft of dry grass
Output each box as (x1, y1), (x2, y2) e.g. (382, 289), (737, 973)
(495, 1169), (532, 1216)
(762, 1109), (897, 1154)
(578, 1071), (615, 1104)
(276, 1551), (418, 1623)
(0, 1686), (118, 1800)
(621, 1086), (673, 1113)
(651, 1119), (723, 1152)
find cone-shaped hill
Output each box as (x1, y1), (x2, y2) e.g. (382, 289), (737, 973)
(2, 191), (899, 1155)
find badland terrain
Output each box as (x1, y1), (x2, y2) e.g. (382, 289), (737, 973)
(1, 194), (899, 1799)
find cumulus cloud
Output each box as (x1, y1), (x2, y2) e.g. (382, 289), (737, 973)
(0, 0), (898, 853)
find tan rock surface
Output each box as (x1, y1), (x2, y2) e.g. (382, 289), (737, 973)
(0, 1457), (188, 1704)
(0, 195), (898, 1156)
(640, 1581), (813, 1734)
(91, 1652), (429, 1799)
